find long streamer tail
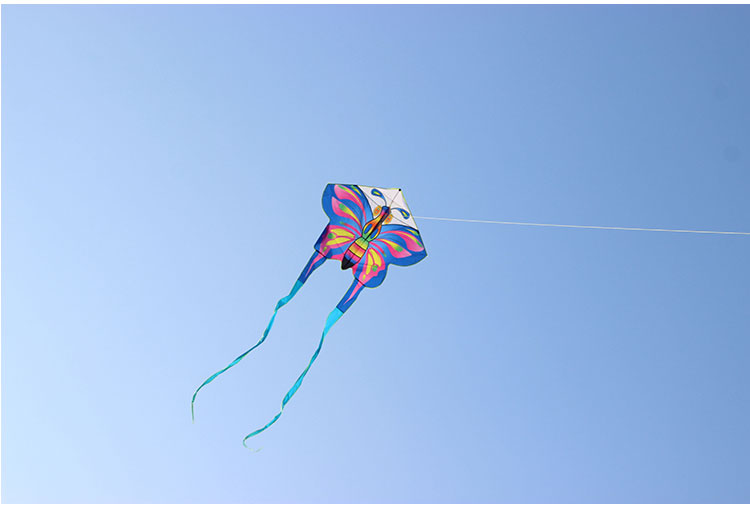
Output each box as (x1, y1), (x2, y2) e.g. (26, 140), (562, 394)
(191, 279), (304, 422)
(242, 308), (343, 446)
(190, 252), (328, 422)
(241, 279), (366, 446)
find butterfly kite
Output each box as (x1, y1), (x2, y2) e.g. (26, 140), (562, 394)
(192, 183), (427, 446)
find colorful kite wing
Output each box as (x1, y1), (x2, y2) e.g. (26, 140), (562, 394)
(314, 184), (370, 260)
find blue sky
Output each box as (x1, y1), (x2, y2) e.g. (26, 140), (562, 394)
(2, 5), (749, 503)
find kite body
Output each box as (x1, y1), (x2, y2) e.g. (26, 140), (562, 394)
(192, 184), (426, 445)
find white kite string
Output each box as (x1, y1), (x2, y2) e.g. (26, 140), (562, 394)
(413, 216), (750, 236)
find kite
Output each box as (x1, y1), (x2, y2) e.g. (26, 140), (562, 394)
(191, 183), (427, 446)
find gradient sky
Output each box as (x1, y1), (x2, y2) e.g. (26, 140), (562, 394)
(3, 5), (749, 503)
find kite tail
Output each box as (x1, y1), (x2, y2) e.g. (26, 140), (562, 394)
(242, 279), (366, 446)
(191, 251), (327, 422)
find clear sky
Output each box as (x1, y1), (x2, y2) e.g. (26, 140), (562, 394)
(2, 5), (749, 504)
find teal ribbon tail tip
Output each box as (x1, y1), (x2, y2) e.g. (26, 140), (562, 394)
(191, 389), (200, 422)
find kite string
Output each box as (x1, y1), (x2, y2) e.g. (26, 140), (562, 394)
(413, 216), (750, 236)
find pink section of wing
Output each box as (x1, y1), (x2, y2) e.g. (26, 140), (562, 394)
(315, 224), (355, 261)
(384, 230), (425, 252)
(379, 239), (412, 258)
(331, 197), (363, 230)
(333, 184), (366, 220)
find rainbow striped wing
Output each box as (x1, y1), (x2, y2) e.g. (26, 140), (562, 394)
(352, 225), (427, 288)
(314, 184), (372, 261)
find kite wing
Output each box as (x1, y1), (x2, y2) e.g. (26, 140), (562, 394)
(314, 184), (372, 261)
(352, 224), (427, 288)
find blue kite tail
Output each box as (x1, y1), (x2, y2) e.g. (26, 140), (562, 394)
(242, 308), (343, 446)
(191, 279), (305, 422)
(336, 279), (366, 313)
(241, 279), (367, 446)
(191, 251), (329, 421)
